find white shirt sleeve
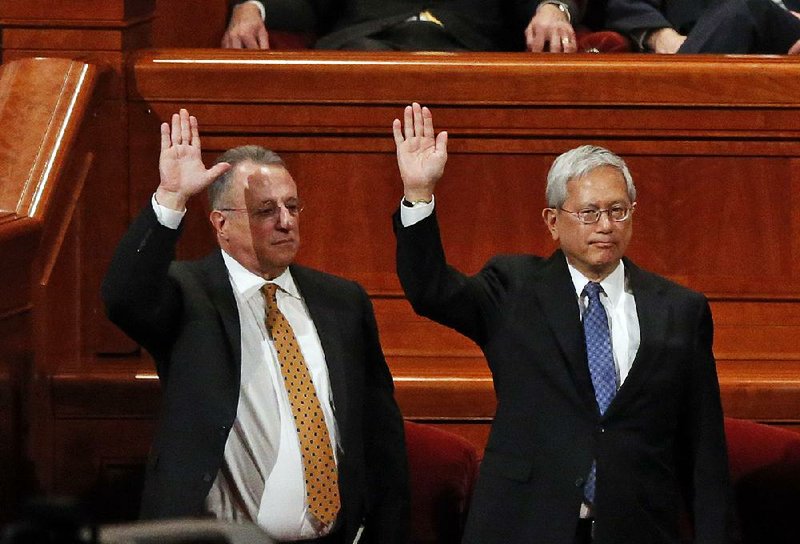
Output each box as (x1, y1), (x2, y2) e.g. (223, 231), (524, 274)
(399, 195), (435, 227)
(151, 193), (186, 230)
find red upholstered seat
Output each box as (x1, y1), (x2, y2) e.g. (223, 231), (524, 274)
(404, 421), (480, 544)
(724, 417), (800, 544)
(576, 29), (631, 53)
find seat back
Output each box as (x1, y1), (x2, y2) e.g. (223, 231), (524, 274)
(404, 421), (480, 544)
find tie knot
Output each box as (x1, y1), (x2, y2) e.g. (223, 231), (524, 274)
(583, 281), (604, 301)
(263, 282), (280, 303)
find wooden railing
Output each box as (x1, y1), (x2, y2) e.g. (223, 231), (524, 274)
(0, 57), (102, 521)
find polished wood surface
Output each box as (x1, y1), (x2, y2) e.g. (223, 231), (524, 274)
(0, 57), (102, 521)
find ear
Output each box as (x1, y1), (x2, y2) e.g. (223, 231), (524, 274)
(542, 208), (559, 241)
(210, 210), (227, 240)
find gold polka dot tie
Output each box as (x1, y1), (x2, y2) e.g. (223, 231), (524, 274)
(263, 283), (340, 527)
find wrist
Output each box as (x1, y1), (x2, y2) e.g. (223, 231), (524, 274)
(403, 190), (433, 204)
(240, 1), (266, 21)
(155, 187), (189, 212)
(538, 1), (571, 23)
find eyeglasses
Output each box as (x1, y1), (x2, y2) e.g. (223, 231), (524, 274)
(558, 204), (634, 224)
(218, 199), (304, 222)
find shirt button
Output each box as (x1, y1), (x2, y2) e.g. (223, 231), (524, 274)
(575, 477), (584, 487)
(202, 472), (212, 482)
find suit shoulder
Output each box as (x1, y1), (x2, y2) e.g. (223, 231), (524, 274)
(486, 253), (548, 271)
(634, 266), (708, 305)
(291, 264), (366, 296)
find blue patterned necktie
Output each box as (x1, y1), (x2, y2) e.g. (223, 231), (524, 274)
(582, 281), (618, 503)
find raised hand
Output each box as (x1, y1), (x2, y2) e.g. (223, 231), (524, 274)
(392, 103), (448, 202)
(156, 109), (231, 210)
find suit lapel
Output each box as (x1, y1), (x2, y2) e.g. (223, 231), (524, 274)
(532, 251), (597, 411)
(290, 265), (350, 437)
(202, 250), (242, 377)
(605, 259), (669, 418)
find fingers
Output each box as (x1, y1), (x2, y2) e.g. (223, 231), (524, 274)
(526, 25), (545, 53)
(403, 105), (413, 140)
(395, 103), (438, 143)
(170, 112), (181, 146)
(435, 131), (448, 158)
(160, 122), (170, 152)
(392, 118), (404, 147)
(242, 31), (260, 49)
(422, 106), (434, 139)
(788, 38), (800, 55)
(189, 115), (201, 148)
(165, 109), (198, 148)
(257, 27), (270, 50)
(180, 108), (191, 145)
(412, 102), (424, 137)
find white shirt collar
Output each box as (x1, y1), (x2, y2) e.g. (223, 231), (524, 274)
(220, 250), (301, 300)
(566, 258), (625, 307)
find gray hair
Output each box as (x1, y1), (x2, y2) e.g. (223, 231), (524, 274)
(545, 145), (636, 208)
(208, 145), (286, 209)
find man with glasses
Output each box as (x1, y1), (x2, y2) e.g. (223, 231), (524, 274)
(102, 109), (408, 543)
(392, 103), (734, 543)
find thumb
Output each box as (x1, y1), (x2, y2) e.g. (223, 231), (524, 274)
(208, 162), (232, 181)
(436, 131), (448, 159)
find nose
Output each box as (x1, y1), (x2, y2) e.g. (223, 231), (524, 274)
(595, 211), (613, 231)
(276, 205), (295, 228)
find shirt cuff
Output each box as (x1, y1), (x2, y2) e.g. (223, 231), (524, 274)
(244, 0), (266, 21)
(151, 193), (186, 230)
(399, 195), (435, 227)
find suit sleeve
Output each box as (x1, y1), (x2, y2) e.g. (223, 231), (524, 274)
(605, 0), (673, 34)
(684, 298), (737, 543)
(394, 208), (504, 345)
(358, 284), (410, 543)
(101, 204), (183, 365)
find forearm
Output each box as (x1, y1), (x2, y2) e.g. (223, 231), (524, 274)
(101, 204), (182, 352)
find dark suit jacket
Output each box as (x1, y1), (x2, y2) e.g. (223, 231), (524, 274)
(102, 205), (409, 544)
(231, 0), (550, 51)
(606, 0), (800, 35)
(394, 210), (734, 544)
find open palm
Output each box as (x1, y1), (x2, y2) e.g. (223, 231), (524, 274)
(158, 109), (230, 202)
(393, 103), (448, 196)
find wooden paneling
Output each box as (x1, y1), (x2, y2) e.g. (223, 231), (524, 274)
(0, 57), (102, 520)
(118, 52), (800, 447)
(151, 0), (227, 49)
(0, 1), (155, 23)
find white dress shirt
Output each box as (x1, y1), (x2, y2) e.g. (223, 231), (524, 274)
(151, 196), (338, 541)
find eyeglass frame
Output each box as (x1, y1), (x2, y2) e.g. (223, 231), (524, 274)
(555, 203), (635, 225)
(217, 198), (304, 222)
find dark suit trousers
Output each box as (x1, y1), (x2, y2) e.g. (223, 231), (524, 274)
(680, 0), (800, 53)
(319, 20), (468, 51)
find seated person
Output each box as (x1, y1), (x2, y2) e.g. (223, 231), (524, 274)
(223, 0), (587, 52)
(606, 0), (800, 54)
